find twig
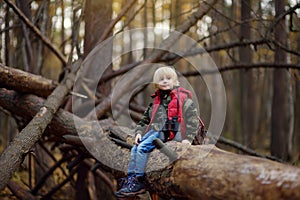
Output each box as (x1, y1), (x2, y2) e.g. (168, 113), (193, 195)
(216, 136), (284, 163)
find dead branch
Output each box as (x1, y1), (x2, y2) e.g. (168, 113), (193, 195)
(217, 136), (283, 162)
(0, 64), (57, 97)
(163, 37), (300, 64)
(182, 63), (300, 77)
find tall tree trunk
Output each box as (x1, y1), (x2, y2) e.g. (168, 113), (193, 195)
(34, 143), (55, 191)
(16, 0), (36, 72)
(230, 0), (242, 141)
(295, 30), (300, 159)
(1, 2), (18, 151)
(84, 0), (113, 96)
(83, 0), (112, 199)
(35, 0), (49, 75)
(84, 0), (112, 58)
(60, 0), (65, 56)
(75, 163), (91, 200)
(271, 0), (289, 160)
(4, 2), (11, 66)
(239, 0), (254, 148)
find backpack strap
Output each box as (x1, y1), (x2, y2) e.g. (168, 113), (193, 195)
(194, 116), (207, 145)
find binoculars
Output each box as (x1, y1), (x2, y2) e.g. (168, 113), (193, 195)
(162, 116), (179, 133)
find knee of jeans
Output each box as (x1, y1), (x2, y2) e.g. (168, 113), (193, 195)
(137, 144), (148, 153)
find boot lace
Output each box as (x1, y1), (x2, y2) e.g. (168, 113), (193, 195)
(126, 176), (138, 190)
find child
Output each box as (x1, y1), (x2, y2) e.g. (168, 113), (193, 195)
(115, 66), (199, 198)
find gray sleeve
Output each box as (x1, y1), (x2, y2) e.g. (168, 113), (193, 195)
(182, 98), (199, 142)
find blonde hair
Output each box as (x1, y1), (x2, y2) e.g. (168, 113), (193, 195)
(153, 66), (179, 89)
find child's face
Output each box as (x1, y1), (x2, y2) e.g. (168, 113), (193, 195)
(158, 75), (175, 90)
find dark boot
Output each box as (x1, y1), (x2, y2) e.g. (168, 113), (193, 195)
(115, 176), (146, 197)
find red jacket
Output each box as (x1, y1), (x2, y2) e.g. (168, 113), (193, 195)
(147, 87), (192, 141)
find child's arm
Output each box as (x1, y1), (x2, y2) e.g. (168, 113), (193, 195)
(134, 102), (152, 137)
(182, 98), (199, 143)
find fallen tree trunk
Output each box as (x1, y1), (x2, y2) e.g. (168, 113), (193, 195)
(0, 89), (300, 199)
(162, 145), (300, 200)
(0, 64), (57, 97)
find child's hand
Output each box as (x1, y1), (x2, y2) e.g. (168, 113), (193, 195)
(182, 139), (190, 144)
(135, 134), (142, 145)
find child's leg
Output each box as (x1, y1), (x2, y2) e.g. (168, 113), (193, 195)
(127, 130), (159, 176)
(134, 130), (159, 176)
(115, 130), (159, 197)
(127, 145), (137, 176)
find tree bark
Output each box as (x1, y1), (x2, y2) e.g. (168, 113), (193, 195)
(0, 64), (57, 97)
(82, 3), (113, 196)
(0, 87), (300, 199)
(271, 0), (289, 160)
(84, 0), (112, 58)
(239, 0), (255, 148)
(164, 145), (300, 200)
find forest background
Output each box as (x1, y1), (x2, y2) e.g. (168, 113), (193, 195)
(0, 0), (300, 199)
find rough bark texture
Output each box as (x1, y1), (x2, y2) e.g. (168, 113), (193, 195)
(0, 89), (300, 199)
(271, 0), (289, 160)
(169, 145), (300, 200)
(0, 64), (57, 97)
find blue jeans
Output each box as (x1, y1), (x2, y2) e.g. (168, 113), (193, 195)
(127, 129), (159, 177)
